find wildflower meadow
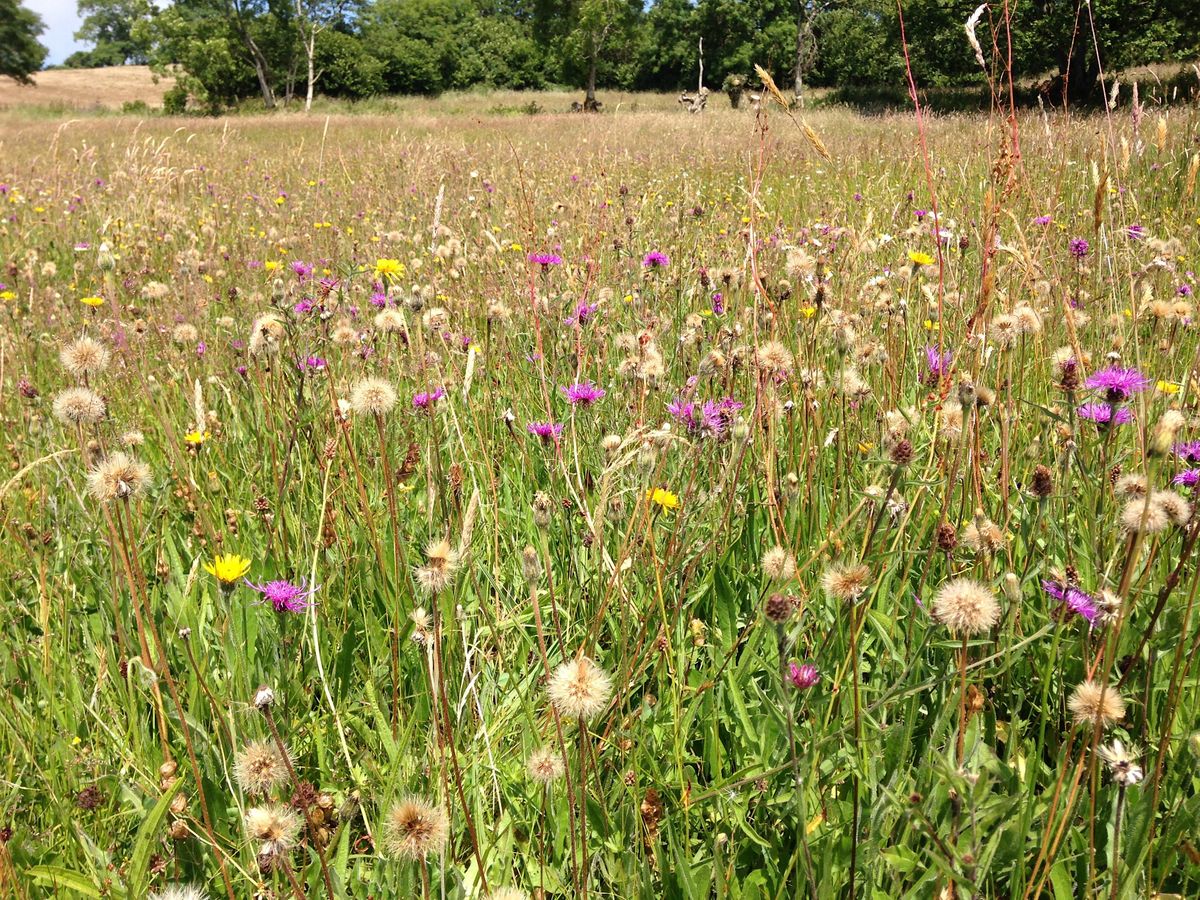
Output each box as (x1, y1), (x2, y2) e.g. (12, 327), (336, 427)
(2, 89), (1200, 899)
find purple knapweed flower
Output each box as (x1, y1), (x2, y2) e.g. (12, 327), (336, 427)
(527, 421), (564, 442)
(1042, 579), (1098, 624)
(1172, 469), (1200, 488)
(245, 578), (318, 613)
(1076, 403), (1133, 425)
(1085, 366), (1151, 403)
(290, 260), (314, 280)
(788, 662), (820, 689)
(1126, 224), (1146, 240)
(196, 341), (206, 357)
(412, 387), (446, 409)
(528, 252), (563, 268)
(711, 292), (725, 315)
(1033, 215), (1052, 226)
(642, 251), (670, 268)
(566, 299), (599, 326)
(561, 380), (606, 406)
(924, 345), (952, 383)
(1068, 237), (1089, 259)
(1178, 284), (1193, 297)
(1174, 441), (1200, 465)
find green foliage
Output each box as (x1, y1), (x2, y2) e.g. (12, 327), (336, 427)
(0, 0), (49, 84)
(313, 29), (385, 98)
(70, 0), (155, 67)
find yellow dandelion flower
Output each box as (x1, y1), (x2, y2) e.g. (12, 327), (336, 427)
(908, 250), (935, 266)
(264, 260), (279, 272)
(1157, 380), (1180, 394)
(0, 290), (16, 302)
(800, 306), (817, 318)
(204, 554), (251, 586)
(374, 258), (405, 280)
(80, 296), (105, 307)
(647, 488), (680, 511)
(183, 430), (211, 446)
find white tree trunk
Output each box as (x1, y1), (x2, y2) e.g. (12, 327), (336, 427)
(305, 32), (316, 112)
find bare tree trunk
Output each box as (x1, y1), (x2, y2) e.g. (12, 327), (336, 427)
(228, 1), (276, 108)
(585, 51), (597, 106)
(305, 33), (316, 112)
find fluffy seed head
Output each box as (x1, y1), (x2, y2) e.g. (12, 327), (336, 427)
(234, 740), (291, 796)
(1097, 739), (1144, 786)
(1151, 490), (1192, 527)
(932, 578), (1001, 635)
(761, 546), (797, 582)
(53, 387), (106, 425)
(383, 797), (450, 860)
(547, 654), (613, 721)
(244, 804), (303, 856)
(822, 563), (871, 603)
(415, 539), (459, 594)
(249, 313), (285, 356)
(86, 452), (151, 503)
(60, 336), (110, 378)
(349, 377), (398, 416)
(756, 340), (794, 374)
(1121, 497), (1169, 534)
(527, 746), (566, 784)
(149, 886), (209, 900)
(1068, 680), (1126, 727)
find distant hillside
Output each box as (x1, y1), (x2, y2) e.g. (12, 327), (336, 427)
(0, 66), (174, 110)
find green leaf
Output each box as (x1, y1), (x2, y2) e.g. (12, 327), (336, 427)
(126, 778), (185, 897)
(25, 866), (105, 898)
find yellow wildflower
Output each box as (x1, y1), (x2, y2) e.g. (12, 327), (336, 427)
(184, 430), (211, 446)
(374, 258), (405, 280)
(80, 296), (105, 307)
(908, 250), (935, 267)
(647, 488), (680, 512)
(204, 554), (251, 587)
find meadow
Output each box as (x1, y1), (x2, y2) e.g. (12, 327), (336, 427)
(1, 93), (1199, 899)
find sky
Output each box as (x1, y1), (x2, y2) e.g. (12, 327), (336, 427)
(26, 0), (88, 66)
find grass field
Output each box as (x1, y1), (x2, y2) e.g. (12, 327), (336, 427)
(1, 94), (1200, 899)
(0, 66), (175, 111)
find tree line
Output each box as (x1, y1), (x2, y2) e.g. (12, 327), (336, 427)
(4, 0), (1199, 111)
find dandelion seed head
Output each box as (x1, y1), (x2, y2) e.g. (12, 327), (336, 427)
(349, 377), (397, 416)
(383, 797), (450, 860)
(60, 336), (110, 378)
(234, 740), (291, 795)
(53, 386), (106, 425)
(547, 654), (613, 721)
(932, 578), (1000, 635)
(1068, 680), (1125, 727)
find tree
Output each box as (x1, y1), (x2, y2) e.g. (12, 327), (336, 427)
(0, 0), (48, 84)
(293, 0), (352, 111)
(73, 0), (155, 66)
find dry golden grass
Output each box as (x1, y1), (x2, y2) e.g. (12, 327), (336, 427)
(0, 65), (174, 110)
